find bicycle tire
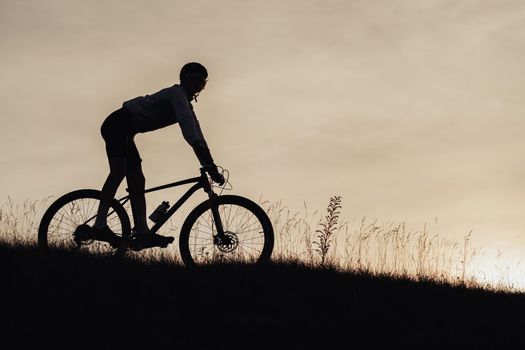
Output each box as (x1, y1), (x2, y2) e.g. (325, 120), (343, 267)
(179, 195), (274, 266)
(38, 189), (131, 256)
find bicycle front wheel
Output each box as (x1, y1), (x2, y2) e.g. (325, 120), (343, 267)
(38, 189), (131, 256)
(179, 195), (274, 266)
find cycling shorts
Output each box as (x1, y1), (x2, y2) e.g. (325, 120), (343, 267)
(100, 107), (142, 164)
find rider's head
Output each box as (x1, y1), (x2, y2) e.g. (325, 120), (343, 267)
(180, 62), (208, 100)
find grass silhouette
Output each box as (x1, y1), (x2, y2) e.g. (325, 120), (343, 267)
(2, 242), (524, 348)
(1, 197), (525, 348)
(263, 197), (524, 292)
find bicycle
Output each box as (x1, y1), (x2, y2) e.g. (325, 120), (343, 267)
(38, 168), (274, 266)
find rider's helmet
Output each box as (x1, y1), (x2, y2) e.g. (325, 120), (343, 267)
(180, 62), (208, 82)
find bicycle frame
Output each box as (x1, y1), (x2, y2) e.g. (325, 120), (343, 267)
(117, 168), (224, 236)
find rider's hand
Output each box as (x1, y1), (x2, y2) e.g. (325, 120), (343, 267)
(207, 164), (225, 186)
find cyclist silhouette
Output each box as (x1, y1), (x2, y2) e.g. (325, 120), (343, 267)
(92, 62), (225, 248)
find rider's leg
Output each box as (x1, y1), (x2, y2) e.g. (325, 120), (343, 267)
(94, 157), (127, 229)
(126, 164), (174, 246)
(126, 158), (149, 235)
(95, 107), (133, 230)
(125, 139), (173, 246)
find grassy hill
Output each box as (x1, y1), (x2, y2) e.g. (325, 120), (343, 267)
(2, 242), (524, 349)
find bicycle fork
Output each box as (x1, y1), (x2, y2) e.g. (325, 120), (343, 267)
(204, 187), (229, 246)
(209, 192), (225, 236)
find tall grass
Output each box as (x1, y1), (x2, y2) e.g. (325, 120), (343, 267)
(0, 197), (51, 246)
(0, 196), (522, 292)
(260, 197), (523, 292)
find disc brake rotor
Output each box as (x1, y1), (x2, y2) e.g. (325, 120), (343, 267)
(214, 231), (239, 253)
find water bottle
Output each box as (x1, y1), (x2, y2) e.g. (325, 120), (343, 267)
(148, 201), (170, 223)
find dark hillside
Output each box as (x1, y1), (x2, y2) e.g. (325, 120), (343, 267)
(1, 243), (524, 349)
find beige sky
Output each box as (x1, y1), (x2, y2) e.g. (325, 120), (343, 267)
(1, 0), (525, 277)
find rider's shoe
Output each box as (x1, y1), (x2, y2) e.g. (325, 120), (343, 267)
(91, 225), (122, 248)
(131, 232), (174, 250)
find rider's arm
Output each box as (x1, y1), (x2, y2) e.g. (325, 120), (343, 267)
(193, 117), (209, 149)
(170, 88), (215, 167)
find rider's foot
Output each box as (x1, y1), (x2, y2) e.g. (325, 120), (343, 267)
(91, 225), (122, 248)
(132, 232), (174, 250)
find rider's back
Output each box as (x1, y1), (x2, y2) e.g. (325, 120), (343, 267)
(123, 84), (191, 134)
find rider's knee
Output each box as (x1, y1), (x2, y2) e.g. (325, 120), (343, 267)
(136, 173), (146, 188)
(108, 157), (127, 180)
(108, 168), (126, 181)
(128, 172), (145, 191)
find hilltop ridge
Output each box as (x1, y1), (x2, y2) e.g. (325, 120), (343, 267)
(1, 243), (524, 349)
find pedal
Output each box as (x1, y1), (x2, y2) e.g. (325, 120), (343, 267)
(128, 235), (174, 251)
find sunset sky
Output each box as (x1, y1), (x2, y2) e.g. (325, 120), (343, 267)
(1, 0), (524, 285)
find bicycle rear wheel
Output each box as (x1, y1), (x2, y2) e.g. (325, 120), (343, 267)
(179, 195), (274, 266)
(38, 189), (131, 256)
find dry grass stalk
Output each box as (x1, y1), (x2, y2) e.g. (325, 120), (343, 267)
(313, 196), (342, 266)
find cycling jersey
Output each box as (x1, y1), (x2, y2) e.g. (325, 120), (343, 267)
(123, 84), (208, 148)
